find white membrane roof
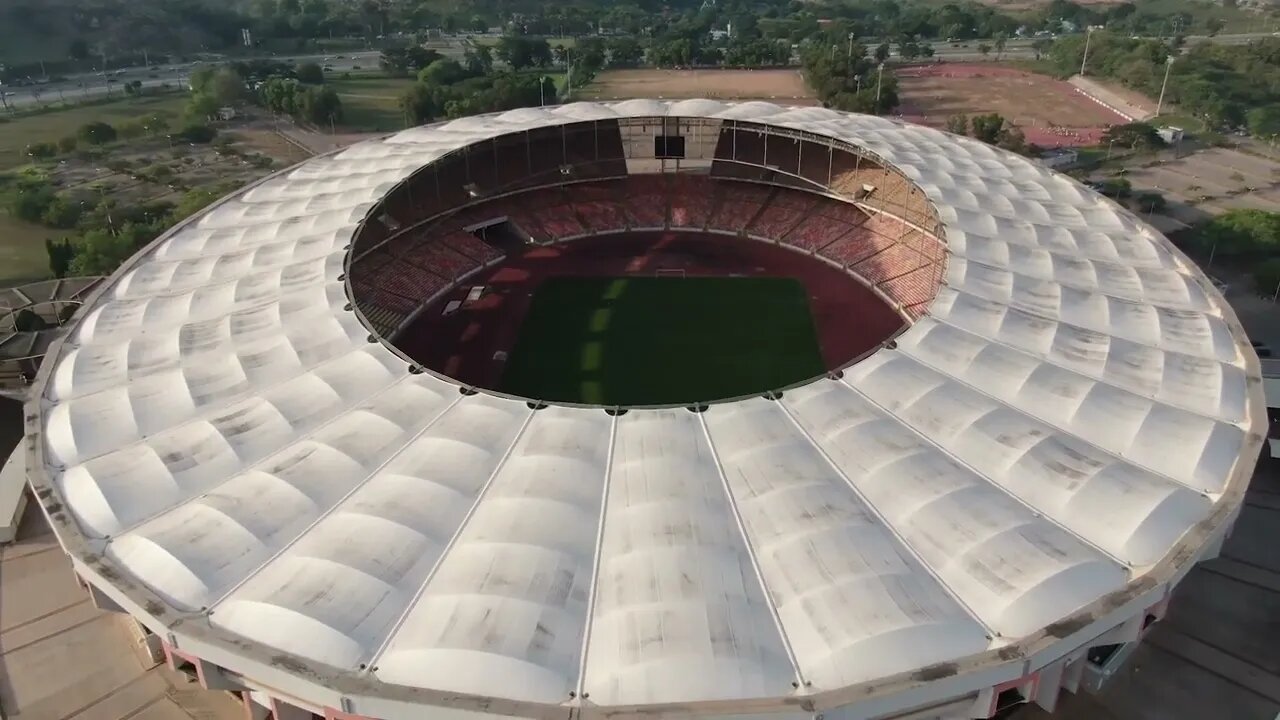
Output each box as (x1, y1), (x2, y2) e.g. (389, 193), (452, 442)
(29, 102), (1264, 715)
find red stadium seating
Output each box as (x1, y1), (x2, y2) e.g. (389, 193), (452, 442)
(441, 232), (503, 263)
(620, 175), (668, 227)
(748, 204), (808, 239)
(379, 261), (449, 300)
(821, 225), (895, 266)
(533, 206), (588, 240)
(879, 266), (939, 308)
(403, 240), (479, 279)
(784, 216), (859, 252)
(574, 201), (630, 234)
(851, 244), (926, 285)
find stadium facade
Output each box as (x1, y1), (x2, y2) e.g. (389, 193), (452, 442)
(24, 101), (1267, 720)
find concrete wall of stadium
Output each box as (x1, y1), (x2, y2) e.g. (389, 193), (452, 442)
(61, 516), (1235, 720)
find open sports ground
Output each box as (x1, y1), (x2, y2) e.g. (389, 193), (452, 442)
(896, 63), (1131, 147)
(573, 68), (817, 104)
(499, 275), (825, 406)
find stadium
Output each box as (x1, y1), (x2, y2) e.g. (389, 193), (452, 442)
(24, 101), (1267, 720)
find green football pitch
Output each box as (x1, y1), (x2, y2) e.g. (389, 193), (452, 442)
(499, 276), (826, 406)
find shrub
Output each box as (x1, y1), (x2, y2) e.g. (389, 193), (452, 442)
(26, 142), (57, 159)
(57, 136), (77, 153)
(1254, 258), (1280, 295)
(174, 124), (217, 144)
(77, 121), (118, 145)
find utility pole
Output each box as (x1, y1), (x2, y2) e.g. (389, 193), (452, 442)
(1080, 27), (1094, 76)
(875, 62), (884, 111)
(1155, 55), (1174, 116)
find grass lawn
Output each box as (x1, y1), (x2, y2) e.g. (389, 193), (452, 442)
(328, 75), (418, 132)
(500, 276), (826, 406)
(0, 93), (189, 170)
(0, 213), (57, 285)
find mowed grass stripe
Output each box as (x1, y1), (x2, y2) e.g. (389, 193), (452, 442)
(500, 276), (825, 406)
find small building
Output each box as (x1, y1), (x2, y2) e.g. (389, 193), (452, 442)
(1158, 126), (1184, 145)
(1039, 148), (1079, 169)
(217, 106), (237, 121)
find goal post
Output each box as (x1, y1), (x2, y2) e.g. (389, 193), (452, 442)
(654, 268), (687, 279)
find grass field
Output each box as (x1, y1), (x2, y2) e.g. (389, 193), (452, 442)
(500, 276), (826, 406)
(0, 93), (189, 169)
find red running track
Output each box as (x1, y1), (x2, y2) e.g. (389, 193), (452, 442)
(394, 231), (906, 393)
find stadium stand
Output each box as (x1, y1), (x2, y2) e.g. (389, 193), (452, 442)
(403, 239), (480, 280)
(351, 170), (947, 336)
(621, 175), (669, 227)
(670, 175), (718, 229)
(441, 231), (503, 263)
(573, 199), (631, 234)
(784, 213), (864, 252)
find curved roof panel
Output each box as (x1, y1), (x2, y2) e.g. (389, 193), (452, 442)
(28, 101), (1265, 718)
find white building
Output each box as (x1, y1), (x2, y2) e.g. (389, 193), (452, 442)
(23, 101), (1266, 720)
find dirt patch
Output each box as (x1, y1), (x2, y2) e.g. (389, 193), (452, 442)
(576, 69), (816, 104)
(896, 63), (1129, 148)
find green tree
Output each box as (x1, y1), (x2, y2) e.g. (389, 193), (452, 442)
(1247, 105), (1280, 142)
(969, 113), (1005, 143)
(296, 62), (325, 84)
(496, 35), (553, 69)
(978, 43), (991, 59)
(1103, 122), (1165, 150)
(945, 114), (968, 135)
(993, 32), (1007, 61)
(607, 37), (644, 68)
(1197, 210), (1280, 258)
(186, 93), (220, 122)
(78, 121), (118, 145)
(300, 86), (343, 125)
(400, 83), (439, 125)
(188, 66), (245, 106)
(418, 58), (467, 86)
(463, 45), (494, 76)
(1254, 258), (1280, 295)
(874, 43), (890, 64)
(46, 238), (75, 279)
(57, 136), (77, 154)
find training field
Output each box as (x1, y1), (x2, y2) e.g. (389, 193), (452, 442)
(896, 63), (1129, 147)
(575, 69), (816, 103)
(499, 276), (826, 406)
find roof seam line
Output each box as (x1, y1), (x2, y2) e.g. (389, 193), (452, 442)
(942, 285), (1236, 368)
(205, 389), (468, 611)
(573, 413), (619, 700)
(772, 397), (998, 638)
(894, 340), (1221, 498)
(925, 311), (1240, 425)
(103, 355), (418, 540)
(837, 371), (1131, 568)
(698, 411), (808, 688)
(364, 405), (538, 671)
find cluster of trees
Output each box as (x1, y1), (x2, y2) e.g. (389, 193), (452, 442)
(945, 113), (1030, 154)
(1046, 33), (1280, 132)
(1191, 210), (1280, 292)
(799, 32), (897, 115)
(399, 59), (557, 125)
(4, 0), (1264, 82)
(186, 59), (344, 127)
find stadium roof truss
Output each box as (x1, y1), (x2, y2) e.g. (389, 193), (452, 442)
(24, 101), (1266, 720)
